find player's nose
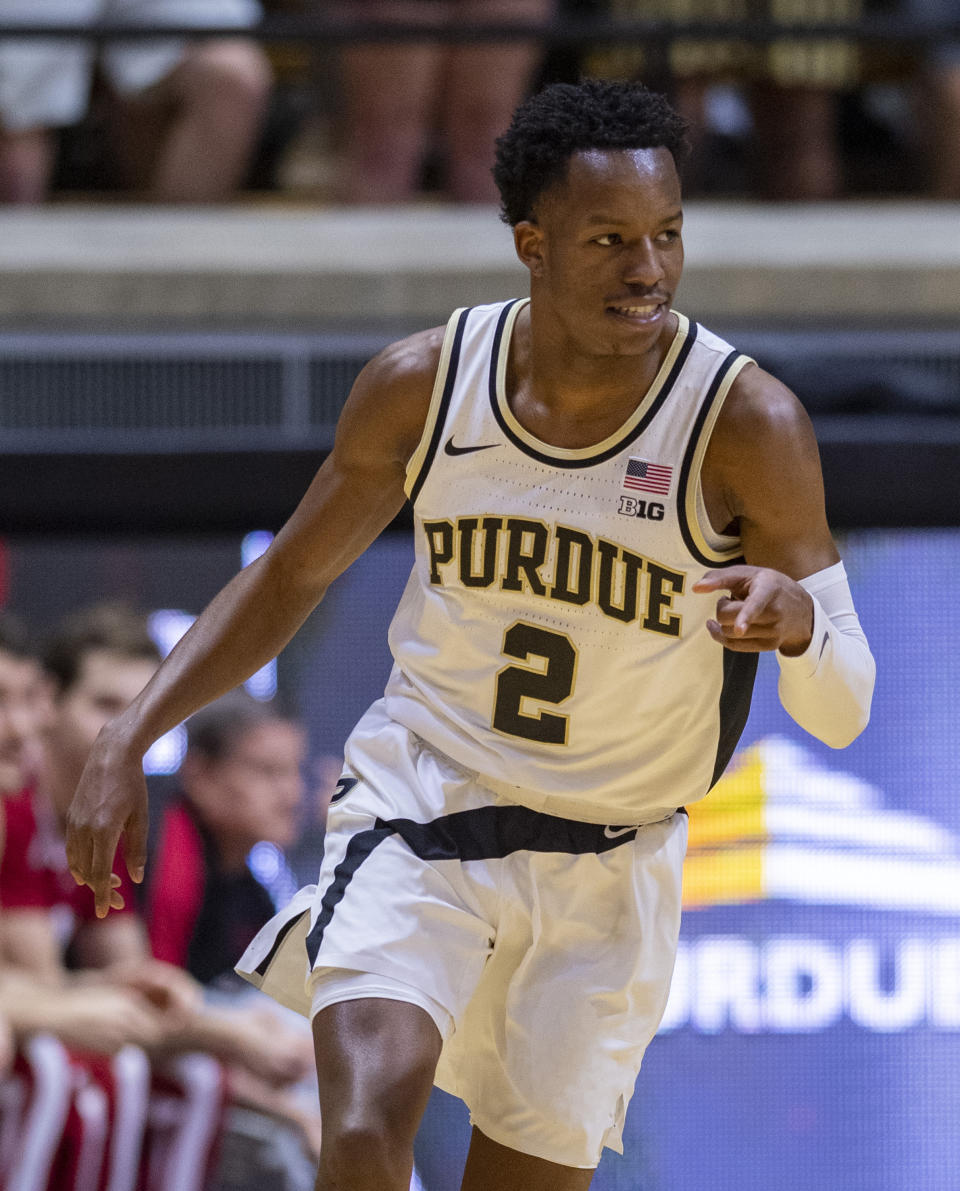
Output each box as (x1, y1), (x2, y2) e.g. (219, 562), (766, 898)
(621, 238), (666, 289)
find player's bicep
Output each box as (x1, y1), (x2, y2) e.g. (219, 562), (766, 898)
(722, 368), (840, 580)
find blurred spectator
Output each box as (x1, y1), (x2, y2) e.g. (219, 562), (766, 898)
(0, 611), (163, 1191)
(0, 609), (48, 797)
(146, 691), (306, 990)
(0, 603), (321, 1182)
(587, 0), (865, 199)
(333, 0), (555, 202)
(0, 0), (272, 204)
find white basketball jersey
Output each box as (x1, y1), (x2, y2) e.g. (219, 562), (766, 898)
(383, 299), (757, 824)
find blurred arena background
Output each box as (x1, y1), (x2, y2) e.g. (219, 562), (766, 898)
(1, 4), (959, 1190)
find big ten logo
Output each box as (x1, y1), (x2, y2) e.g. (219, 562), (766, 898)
(659, 935), (960, 1034)
(618, 495), (665, 521)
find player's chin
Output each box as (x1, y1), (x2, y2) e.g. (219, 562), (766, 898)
(603, 318), (664, 353)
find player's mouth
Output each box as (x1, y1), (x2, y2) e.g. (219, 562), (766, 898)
(606, 300), (667, 325)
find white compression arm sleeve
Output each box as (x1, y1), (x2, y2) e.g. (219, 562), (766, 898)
(776, 560), (875, 748)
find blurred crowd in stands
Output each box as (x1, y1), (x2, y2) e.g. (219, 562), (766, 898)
(0, 0), (957, 205)
(0, 602), (336, 1191)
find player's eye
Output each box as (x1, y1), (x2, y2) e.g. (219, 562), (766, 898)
(593, 233), (622, 247)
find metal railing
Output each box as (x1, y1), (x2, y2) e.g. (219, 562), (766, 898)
(1, 324), (958, 455)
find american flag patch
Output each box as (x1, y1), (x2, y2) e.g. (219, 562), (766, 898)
(623, 458), (672, 495)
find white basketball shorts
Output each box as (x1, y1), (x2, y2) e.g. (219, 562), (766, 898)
(237, 699), (688, 1170)
(0, 0), (260, 131)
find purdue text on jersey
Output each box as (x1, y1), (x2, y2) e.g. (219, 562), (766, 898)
(423, 514), (685, 637)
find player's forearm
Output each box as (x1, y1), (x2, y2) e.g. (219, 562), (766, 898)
(776, 562), (875, 748)
(110, 550), (324, 758)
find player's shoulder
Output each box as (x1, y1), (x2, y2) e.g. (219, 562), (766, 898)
(678, 314), (813, 446)
(355, 300), (512, 396)
(708, 358), (821, 489)
(335, 324), (448, 467)
(723, 360), (814, 442)
(355, 324), (447, 399)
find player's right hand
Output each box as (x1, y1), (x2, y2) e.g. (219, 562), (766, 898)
(65, 728), (150, 919)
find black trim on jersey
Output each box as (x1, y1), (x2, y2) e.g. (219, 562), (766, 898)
(407, 307), (471, 506)
(710, 649), (759, 789)
(303, 803), (654, 965)
(487, 304), (697, 469)
(676, 346), (746, 569)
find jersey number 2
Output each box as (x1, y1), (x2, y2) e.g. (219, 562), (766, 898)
(493, 622), (577, 745)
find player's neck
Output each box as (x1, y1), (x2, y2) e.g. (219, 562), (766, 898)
(506, 309), (672, 449)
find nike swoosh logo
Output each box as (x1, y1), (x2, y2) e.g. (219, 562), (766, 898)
(443, 437), (499, 457)
(818, 632), (829, 660)
(603, 825), (637, 839)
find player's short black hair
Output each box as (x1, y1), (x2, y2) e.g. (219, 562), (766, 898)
(493, 78), (689, 226)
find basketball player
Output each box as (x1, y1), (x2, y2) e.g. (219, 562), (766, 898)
(66, 80), (875, 1190)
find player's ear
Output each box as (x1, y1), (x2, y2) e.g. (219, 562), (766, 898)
(514, 221), (545, 278)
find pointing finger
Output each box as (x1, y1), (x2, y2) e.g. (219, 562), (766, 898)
(692, 566), (758, 594)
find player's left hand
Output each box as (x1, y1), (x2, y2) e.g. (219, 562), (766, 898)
(693, 565), (814, 655)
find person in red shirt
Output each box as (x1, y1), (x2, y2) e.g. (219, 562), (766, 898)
(0, 609), (164, 1191)
(1, 603), (187, 995)
(0, 608), (49, 799)
(0, 610), (153, 1063)
(1, 603), (321, 1181)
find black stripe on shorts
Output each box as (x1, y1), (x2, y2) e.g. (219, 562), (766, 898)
(302, 804), (650, 967)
